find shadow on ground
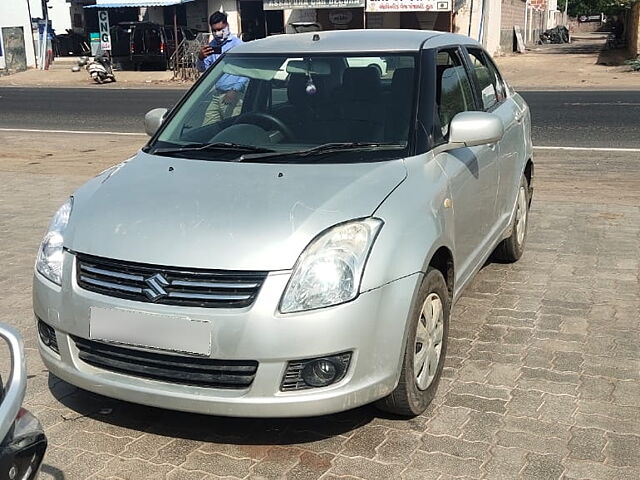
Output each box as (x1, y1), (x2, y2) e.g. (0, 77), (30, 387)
(529, 34), (633, 67)
(48, 374), (420, 446)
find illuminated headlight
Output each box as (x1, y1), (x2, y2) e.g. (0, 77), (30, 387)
(36, 198), (73, 285)
(280, 218), (383, 313)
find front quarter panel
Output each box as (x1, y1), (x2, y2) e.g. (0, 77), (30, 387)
(361, 153), (454, 293)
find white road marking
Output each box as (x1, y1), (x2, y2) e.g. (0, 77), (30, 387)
(1, 129), (639, 153)
(564, 102), (640, 106)
(0, 127), (146, 136)
(534, 146), (640, 153)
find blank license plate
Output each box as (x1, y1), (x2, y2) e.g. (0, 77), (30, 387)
(90, 307), (211, 356)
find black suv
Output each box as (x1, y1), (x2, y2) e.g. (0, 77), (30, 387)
(110, 21), (198, 71)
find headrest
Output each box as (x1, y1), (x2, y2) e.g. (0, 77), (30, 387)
(342, 67), (381, 100)
(391, 68), (414, 97)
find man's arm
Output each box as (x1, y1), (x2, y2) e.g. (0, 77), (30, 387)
(197, 44), (216, 72)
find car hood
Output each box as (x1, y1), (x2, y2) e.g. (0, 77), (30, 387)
(65, 151), (407, 271)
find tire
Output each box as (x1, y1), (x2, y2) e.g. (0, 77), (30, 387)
(376, 268), (450, 417)
(495, 174), (530, 262)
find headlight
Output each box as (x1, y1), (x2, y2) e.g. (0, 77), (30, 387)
(280, 218), (383, 313)
(36, 198), (73, 285)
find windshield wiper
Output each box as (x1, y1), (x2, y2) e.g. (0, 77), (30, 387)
(237, 142), (406, 162)
(152, 142), (277, 156)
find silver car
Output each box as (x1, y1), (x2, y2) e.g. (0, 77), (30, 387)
(34, 30), (533, 417)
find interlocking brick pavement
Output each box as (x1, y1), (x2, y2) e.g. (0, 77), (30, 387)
(1, 131), (639, 479)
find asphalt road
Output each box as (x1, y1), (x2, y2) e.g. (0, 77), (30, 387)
(1, 87), (639, 148)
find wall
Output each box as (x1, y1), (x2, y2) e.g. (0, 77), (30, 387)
(500, 0), (525, 52)
(0, 0), (37, 68)
(485, 0), (501, 54)
(627, 2), (639, 57)
(454, 1), (483, 41)
(141, 6), (165, 24)
(453, 0), (501, 55)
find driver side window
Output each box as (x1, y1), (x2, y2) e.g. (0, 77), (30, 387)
(435, 49), (475, 139)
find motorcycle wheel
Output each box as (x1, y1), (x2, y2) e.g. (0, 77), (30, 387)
(95, 76), (104, 84)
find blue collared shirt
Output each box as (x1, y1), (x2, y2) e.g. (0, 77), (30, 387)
(196, 35), (249, 92)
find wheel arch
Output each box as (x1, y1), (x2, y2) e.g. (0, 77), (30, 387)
(427, 246), (454, 300)
(524, 158), (534, 206)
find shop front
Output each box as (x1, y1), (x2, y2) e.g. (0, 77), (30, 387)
(263, 0), (453, 32)
(365, 0), (453, 31)
(263, 0), (366, 33)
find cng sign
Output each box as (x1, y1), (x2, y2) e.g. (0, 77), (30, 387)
(98, 10), (111, 51)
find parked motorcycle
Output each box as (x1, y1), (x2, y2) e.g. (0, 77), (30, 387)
(87, 55), (116, 84)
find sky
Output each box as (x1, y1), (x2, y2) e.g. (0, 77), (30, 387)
(29, 0), (72, 32)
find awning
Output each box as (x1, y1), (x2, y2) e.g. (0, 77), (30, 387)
(85, 0), (194, 8)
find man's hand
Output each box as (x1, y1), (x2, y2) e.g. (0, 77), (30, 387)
(198, 45), (214, 60)
(222, 90), (239, 105)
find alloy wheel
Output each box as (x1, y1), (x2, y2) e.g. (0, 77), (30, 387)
(414, 293), (444, 390)
(515, 185), (528, 246)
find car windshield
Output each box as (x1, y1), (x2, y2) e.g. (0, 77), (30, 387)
(150, 53), (417, 162)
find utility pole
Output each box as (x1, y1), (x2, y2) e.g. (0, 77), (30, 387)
(39, 0), (50, 70)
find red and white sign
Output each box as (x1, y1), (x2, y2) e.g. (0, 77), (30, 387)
(366, 0), (451, 12)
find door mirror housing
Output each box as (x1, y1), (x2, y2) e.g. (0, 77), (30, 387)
(0, 324), (47, 480)
(144, 108), (169, 137)
(434, 111), (504, 154)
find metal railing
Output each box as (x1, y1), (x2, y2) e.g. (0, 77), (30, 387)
(171, 33), (210, 82)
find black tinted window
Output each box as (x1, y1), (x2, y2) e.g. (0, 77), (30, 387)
(467, 49), (505, 110)
(435, 50), (475, 138)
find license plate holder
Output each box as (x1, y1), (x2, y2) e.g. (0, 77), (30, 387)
(89, 307), (211, 356)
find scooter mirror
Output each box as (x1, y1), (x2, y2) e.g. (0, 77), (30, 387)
(144, 108), (168, 137)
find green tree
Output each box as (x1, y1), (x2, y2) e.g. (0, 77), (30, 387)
(560, 0), (632, 17)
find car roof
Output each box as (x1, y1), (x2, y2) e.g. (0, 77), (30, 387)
(231, 29), (481, 55)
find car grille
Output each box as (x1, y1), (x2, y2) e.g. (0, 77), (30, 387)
(72, 336), (258, 389)
(75, 253), (267, 308)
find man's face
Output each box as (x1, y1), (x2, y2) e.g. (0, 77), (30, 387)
(211, 21), (228, 37)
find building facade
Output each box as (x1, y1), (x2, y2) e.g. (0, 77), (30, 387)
(0, 0), (38, 71)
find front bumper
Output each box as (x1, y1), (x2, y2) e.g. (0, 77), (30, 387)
(34, 252), (419, 417)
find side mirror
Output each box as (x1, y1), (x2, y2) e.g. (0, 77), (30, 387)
(144, 108), (168, 137)
(435, 112), (504, 154)
(0, 324), (47, 480)
(449, 111), (503, 147)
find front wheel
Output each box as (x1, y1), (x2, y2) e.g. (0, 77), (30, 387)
(494, 174), (530, 262)
(376, 268), (450, 417)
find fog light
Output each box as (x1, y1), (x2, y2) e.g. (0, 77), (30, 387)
(37, 319), (59, 354)
(281, 352), (351, 391)
(302, 358), (337, 387)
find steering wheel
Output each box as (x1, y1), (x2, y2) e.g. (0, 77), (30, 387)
(233, 112), (295, 142)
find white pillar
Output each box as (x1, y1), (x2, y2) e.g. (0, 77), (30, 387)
(484, 0), (502, 55)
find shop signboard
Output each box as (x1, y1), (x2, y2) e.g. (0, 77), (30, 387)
(366, 0), (452, 12)
(98, 10), (111, 51)
(264, 0), (365, 10)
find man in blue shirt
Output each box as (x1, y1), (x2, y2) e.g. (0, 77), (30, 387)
(196, 11), (248, 123)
